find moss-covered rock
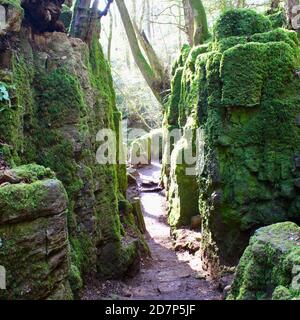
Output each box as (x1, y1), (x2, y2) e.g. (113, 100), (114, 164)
(0, 12), (144, 297)
(0, 166), (71, 300)
(164, 9), (300, 274)
(213, 9), (272, 40)
(228, 222), (300, 300)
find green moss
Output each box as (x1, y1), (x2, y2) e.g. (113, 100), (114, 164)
(68, 264), (83, 293)
(167, 67), (183, 127)
(11, 164), (55, 182)
(0, 0), (22, 9)
(165, 8), (300, 271)
(0, 207), (70, 300)
(0, 54), (35, 165)
(96, 240), (139, 279)
(172, 44), (191, 76)
(267, 9), (287, 29)
(34, 68), (86, 128)
(213, 28), (299, 54)
(229, 222), (300, 300)
(213, 9), (272, 40)
(0, 179), (66, 223)
(179, 49), (209, 127)
(167, 120), (200, 228)
(221, 41), (295, 107)
(272, 286), (293, 300)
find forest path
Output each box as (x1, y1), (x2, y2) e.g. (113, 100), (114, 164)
(122, 163), (221, 300)
(81, 163), (222, 300)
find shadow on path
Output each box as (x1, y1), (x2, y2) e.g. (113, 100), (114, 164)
(81, 163), (222, 300)
(123, 163), (221, 300)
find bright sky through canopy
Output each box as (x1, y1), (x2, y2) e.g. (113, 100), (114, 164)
(90, 0), (108, 11)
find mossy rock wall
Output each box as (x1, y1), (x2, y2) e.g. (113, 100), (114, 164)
(0, 165), (72, 300)
(228, 222), (300, 300)
(0, 4), (142, 298)
(163, 45), (208, 229)
(164, 9), (300, 272)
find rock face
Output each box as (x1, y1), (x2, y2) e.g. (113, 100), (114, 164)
(163, 9), (300, 274)
(228, 222), (300, 300)
(0, 165), (72, 300)
(0, 1), (143, 299)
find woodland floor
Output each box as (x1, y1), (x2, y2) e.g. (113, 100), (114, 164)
(81, 163), (222, 300)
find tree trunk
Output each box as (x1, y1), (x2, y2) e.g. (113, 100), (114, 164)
(107, 9), (113, 63)
(69, 0), (91, 39)
(188, 0), (209, 45)
(115, 0), (165, 104)
(65, 0), (73, 7)
(182, 0), (194, 46)
(286, 0), (300, 30)
(133, 21), (165, 83)
(70, 0), (113, 45)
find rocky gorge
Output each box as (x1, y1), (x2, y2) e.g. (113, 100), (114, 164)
(0, 1), (299, 301)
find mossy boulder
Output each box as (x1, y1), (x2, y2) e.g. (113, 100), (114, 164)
(0, 165), (72, 300)
(164, 8), (300, 274)
(213, 9), (272, 40)
(228, 222), (300, 300)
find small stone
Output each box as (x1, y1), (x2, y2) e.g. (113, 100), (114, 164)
(0, 170), (21, 184)
(194, 271), (207, 280)
(191, 215), (201, 229)
(224, 285), (232, 295)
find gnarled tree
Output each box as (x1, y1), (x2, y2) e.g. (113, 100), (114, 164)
(115, 0), (169, 104)
(70, 0), (114, 45)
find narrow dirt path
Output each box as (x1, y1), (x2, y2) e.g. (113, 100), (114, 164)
(123, 163), (221, 300)
(81, 163), (222, 300)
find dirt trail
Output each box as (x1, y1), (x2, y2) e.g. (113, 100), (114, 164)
(81, 163), (222, 300)
(123, 163), (221, 300)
